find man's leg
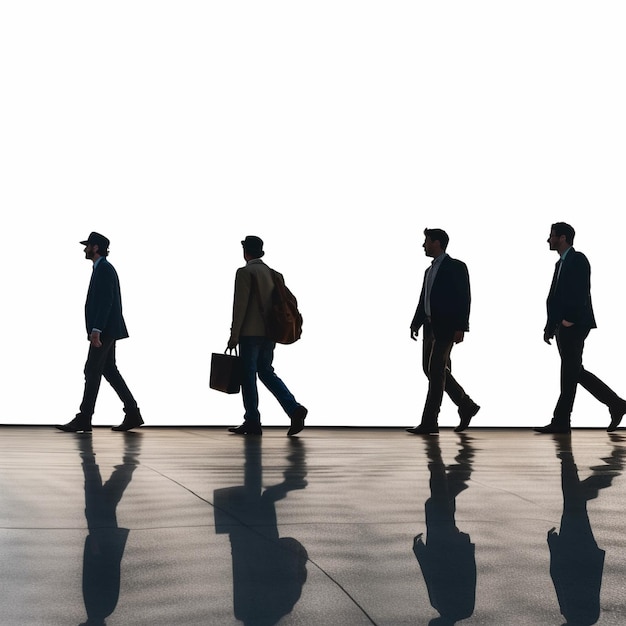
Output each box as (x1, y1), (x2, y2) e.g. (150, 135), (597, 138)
(420, 328), (454, 429)
(102, 341), (144, 430)
(239, 337), (263, 425)
(57, 338), (115, 431)
(102, 341), (139, 412)
(79, 338), (118, 422)
(553, 326), (589, 427)
(579, 366), (626, 430)
(578, 369), (622, 407)
(443, 351), (480, 432)
(257, 339), (301, 418)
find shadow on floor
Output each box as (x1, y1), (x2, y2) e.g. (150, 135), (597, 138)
(214, 437), (308, 626)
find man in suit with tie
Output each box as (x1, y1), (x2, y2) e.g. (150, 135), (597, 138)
(407, 228), (480, 435)
(56, 232), (143, 433)
(535, 222), (626, 434)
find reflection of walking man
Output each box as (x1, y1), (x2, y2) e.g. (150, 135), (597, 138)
(57, 232), (143, 433)
(214, 438), (308, 625)
(227, 236), (307, 436)
(413, 434), (476, 624)
(407, 228), (479, 435)
(547, 434), (626, 625)
(535, 222), (626, 434)
(78, 433), (141, 626)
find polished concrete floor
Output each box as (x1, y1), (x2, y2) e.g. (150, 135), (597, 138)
(1, 426), (626, 625)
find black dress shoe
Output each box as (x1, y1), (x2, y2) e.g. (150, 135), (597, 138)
(406, 425), (439, 435)
(112, 408), (144, 431)
(228, 422), (262, 435)
(287, 405), (308, 436)
(55, 417), (92, 433)
(455, 402), (480, 433)
(112, 415), (144, 432)
(608, 400), (626, 432)
(533, 424), (571, 434)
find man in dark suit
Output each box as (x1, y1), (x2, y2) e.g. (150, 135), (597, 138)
(535, 222), (626, 434)
(407, 228), (480, 435)
(56, 232), (143, 433)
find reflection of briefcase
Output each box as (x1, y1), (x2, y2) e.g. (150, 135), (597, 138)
(213, 486), (247, 532)
(210, 351), (241, 394)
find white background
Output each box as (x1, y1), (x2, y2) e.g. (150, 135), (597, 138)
(1, 2), (624, 427)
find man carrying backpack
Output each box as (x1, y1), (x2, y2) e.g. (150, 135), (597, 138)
(227, 236), (307, 436)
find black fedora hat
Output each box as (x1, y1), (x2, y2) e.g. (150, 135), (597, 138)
(80, 232), (110, 251)
(241, 235), (264, 257)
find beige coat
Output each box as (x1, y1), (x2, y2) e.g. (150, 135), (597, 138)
(230, 259), (277, 341)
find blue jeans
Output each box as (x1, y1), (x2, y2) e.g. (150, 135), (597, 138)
(239, 336), (299, 424)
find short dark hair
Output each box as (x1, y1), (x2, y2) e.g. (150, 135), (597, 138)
(551, 222), (575, 245)
(424, 228), (449, 251)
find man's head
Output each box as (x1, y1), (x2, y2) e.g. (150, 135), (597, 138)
(547, 222), (575, 253)
(241, 235), (264, 259)
(423, 228), (449, 258)
(80, 232), (110, 260)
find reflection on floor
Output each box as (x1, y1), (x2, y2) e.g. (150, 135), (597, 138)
(1, 426), (626, 625)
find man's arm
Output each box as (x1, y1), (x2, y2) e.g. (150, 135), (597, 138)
(410, 276), (427, 341)
(228, 268), (251, 349)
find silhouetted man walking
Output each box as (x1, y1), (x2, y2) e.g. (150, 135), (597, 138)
(535, 222), (626, 434)
(407, 228), (479, 435)
(56, 232), (143, 433)
(227, 236), (307, 436)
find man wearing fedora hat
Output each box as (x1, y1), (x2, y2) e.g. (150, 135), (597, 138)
(56, 232), (143, 433)
(227, 235), (307, 436)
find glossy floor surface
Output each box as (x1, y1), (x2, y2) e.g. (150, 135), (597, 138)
(1, 426), (626, 625)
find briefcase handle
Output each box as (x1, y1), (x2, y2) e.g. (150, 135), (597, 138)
(225, 347), (238, 356)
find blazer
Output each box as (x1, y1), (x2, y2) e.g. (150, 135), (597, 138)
(85, 258), (129, 340)
(545, 248), (596, 336)
(230, 259), (280, 342)
(411, 255), (471, 341)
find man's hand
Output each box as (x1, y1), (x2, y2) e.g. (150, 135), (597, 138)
(410, 328), (419, 341)
(543, 330), (552, 345)
(227, 337), (238, 350)
(90, 331), (102, 348)
(453, 330), (465, 344)
(561, 320), (574, 327)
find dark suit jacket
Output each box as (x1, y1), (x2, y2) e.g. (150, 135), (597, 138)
(411, 255), (471, 341)
(85, 258), (129, 340)
(545, 248), (596, 336)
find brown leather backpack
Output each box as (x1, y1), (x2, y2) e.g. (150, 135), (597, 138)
(252, 270), (303, 344)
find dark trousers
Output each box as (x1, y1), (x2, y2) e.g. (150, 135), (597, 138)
(553, 325), (620, 425)
(239, 336), (299, 425)
(79, 337), (138, 421)
(421, 323), (469, 427)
